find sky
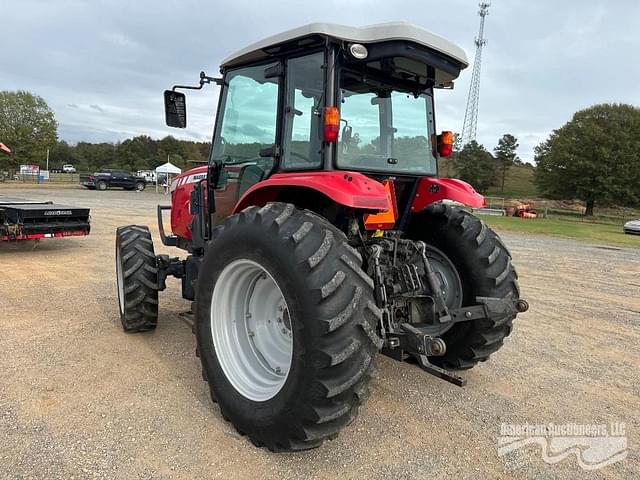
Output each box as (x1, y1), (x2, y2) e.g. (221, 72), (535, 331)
(2, 0), (639, 162)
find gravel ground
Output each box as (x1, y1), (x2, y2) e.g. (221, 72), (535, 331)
(1, 186), (639, 479)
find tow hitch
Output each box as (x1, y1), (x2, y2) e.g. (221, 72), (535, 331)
(399, 323), (466, 387)
(370, 236), (529, 387)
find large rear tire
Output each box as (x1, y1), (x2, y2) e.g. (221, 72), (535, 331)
(410, 203), (520, 370)
(195, 203), (382, 451)
(115, 225), (158, 332)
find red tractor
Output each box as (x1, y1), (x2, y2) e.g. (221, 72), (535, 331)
(116, 23), (528, 451)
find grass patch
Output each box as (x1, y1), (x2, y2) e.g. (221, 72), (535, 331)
(486, 165), (538, 198)
(480, 215), (640, 248)
(439, 159), (539, 198)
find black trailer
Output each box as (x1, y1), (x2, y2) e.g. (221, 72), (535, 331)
(0, 196), (90, 241)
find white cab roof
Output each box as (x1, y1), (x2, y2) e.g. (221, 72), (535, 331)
(221, 22), (468, 68)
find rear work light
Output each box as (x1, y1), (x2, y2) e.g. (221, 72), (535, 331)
(324, 107), (340, 142)
(438, 131), (454, 157)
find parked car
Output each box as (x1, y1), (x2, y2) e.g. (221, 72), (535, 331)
(80, 169), (146, 191)
(136, 169), (157, 184)
(623, 219), (640, 235)
(62, 164), (77, 174)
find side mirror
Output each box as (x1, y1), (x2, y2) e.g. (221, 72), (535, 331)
(164, 90), (187, 128)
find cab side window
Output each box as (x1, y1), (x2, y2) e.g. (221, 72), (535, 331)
(211, 63), (280, 198)
(212, 63), (279, 165)
(282, 52), (324, 169)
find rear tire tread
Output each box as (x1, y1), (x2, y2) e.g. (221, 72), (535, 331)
(196, 202), (381, 451)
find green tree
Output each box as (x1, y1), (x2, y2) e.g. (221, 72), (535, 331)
(49, 140), (76, 168)
(453, 140), (496, 193)
(494, 134), (519, 193)
(534, 103), (640, 215)
(0, 90), (58, 169)
(117, 135), (157, 171)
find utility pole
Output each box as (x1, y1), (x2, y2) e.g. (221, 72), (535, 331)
(460, 2), (490, 148)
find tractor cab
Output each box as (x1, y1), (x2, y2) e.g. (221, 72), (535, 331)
(165, 23), (480, 230)
(214, 22), (467, 175)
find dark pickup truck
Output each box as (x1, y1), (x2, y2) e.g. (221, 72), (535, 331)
(80, 169), (146, 191)
(0, 195), (90, 241)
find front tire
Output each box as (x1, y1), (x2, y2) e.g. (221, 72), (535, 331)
(410, 203), (520, 370)
(195, 203), (382, 451)
(97, 180), (107, 191)
(115, 225), (158, 332)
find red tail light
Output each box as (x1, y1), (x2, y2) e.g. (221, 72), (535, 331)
(438, 131), (454, 157)
(439, 143), (453, 157)
(323, 107), (340, 142)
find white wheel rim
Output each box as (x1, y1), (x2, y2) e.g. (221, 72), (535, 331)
(211, 259), (293, 402)
(116, 246), (125, 314)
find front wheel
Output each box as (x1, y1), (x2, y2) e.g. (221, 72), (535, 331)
(195, 203), (382, 451)
(135, 182), (145, 191)
(97, 180), (107, 191)
(115, 225), (158, 332)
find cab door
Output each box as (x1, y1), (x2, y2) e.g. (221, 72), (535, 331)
(209, 62), (281, 224)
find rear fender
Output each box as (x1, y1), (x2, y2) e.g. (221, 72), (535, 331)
(233, 171), (390, 214)
(411, 177), (486, 212)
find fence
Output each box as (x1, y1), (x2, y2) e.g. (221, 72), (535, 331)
(2, 172), (81, 184)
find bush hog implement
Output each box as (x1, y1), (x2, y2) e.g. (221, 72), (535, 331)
(0, 196), (90, 241)
(0, 145), (90, 241)
(116, 23), (528, 451)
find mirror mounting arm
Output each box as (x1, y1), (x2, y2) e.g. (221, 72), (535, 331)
(172, 71), (223, 92)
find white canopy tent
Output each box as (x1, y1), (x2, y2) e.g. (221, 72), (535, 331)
(155, 162), (182, 193)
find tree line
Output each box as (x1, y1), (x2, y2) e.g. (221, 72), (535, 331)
(48, 136), (210, 173)
(452, 133), (523, 194)
(0, 90), (209, 173)
(452, 103), (640, 214)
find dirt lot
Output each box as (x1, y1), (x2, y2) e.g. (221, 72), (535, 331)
(1, 186), (639, 479)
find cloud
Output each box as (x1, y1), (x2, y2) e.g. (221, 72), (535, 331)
(1, 0), (639, 164)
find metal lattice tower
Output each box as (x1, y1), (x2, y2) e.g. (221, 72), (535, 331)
(460, 2), (490, 147)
